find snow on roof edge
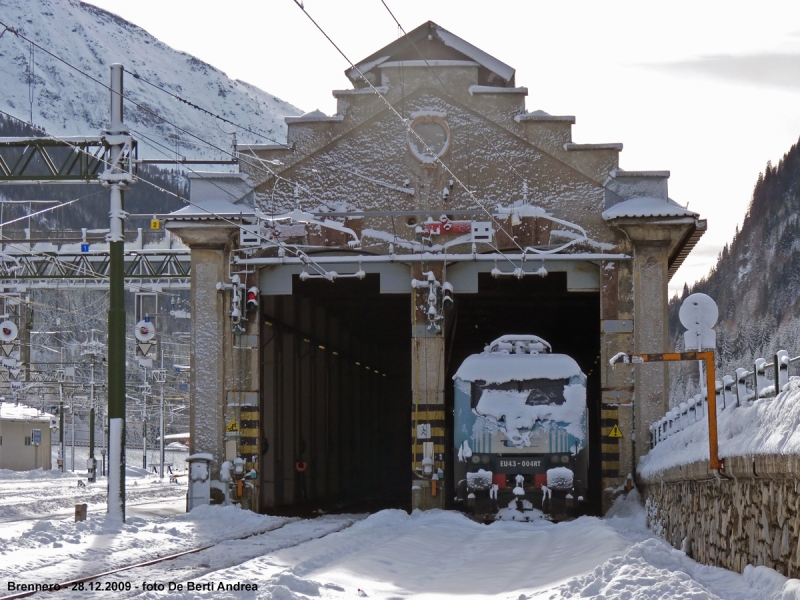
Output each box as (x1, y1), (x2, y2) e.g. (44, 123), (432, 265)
(602, 197), (698, 221)
(434, 26), (515, 83)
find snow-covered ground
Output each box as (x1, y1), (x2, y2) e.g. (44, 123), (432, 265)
(640, 377), (800, 478)
(0, 472), (798, 600)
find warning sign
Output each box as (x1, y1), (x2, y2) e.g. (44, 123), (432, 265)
(150, 219), (162, 230)
(226, 418), (239, 432)
(608, 424), (623, 438)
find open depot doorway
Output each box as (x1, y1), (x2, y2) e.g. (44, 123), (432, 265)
(260, 274), (411, 514)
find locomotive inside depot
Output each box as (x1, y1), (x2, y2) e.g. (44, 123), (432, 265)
(445, 273), (601, 519)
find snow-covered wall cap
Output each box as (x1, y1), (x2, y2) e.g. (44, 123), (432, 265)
(285, 109), (344, 124)
(611, 169), (670, 179)
(345, 56), (391, 81)
(380, 60), (478, 69)
(564, 142), (623, 151)
(454, 352), (582, 383)
(602, 197), (698, 220)
(332, 86), (388, 97)
(0, 402), (54, 422)
(469, 85), (528, 95)
(515, 110), (576, 124)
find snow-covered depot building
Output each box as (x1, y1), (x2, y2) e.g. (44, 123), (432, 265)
(0, 402), (55, 471)
(168, 21), (706, 515)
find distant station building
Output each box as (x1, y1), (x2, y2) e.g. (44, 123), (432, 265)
(0, 402), (56, 471)
(168, 21), (706, 515)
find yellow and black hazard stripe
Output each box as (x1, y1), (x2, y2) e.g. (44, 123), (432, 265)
(600, 406), (621, 478)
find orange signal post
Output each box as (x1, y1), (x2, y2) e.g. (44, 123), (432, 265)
(612, 351), (722, 472)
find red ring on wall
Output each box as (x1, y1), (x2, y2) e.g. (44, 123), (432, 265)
(295, 461), (307, 472)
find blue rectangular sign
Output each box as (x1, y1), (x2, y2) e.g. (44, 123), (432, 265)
(31, 428), (41, 445)
(80, 243), (90, 253)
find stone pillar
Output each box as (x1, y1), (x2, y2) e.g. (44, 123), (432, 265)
(189, 245), (228, 478)
(631, 242), (670, 462)
(606, 219), (698, 478)
(167, 224), (237, 480)
(599, 257), (635, 511)
(411, 264), (446, 510)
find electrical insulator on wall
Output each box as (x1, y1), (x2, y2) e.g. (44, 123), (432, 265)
(442, 281), (454, 309)
(246, 287), (259, 312)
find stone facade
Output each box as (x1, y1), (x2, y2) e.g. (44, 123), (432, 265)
(170, 21), (708, 514)
(642, 456), (800, 578)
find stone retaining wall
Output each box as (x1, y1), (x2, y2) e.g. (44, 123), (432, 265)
(640, 455), (800, 578)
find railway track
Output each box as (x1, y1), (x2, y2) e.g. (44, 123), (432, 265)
(0, 485), (186, 524)
(0, 515), (359, 600)
(0, 496), (185, 524)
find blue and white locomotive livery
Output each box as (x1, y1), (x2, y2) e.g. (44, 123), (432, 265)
(454, 335), (588, 520)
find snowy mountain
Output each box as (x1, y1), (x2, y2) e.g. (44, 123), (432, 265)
(0, 0), (302, 158)
(668, 136), (800, 385)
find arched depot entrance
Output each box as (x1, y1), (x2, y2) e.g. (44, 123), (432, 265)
(259, 272), (412, 513)
(445, 271), (602, 515)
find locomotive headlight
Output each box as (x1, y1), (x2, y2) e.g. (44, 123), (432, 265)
(561, 455), (570, 463)
(481, 455), (490, 464)
(471, 455), (480, 464)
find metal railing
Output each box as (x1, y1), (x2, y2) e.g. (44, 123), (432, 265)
(650, 349), (800, 450)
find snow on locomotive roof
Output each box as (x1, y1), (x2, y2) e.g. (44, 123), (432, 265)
(454, 352), (582, 384)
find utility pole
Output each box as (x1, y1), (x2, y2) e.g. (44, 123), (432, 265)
(101, 64), (133, 521)
(88, 360), (96, 482)
(70, 394), (75, 470)
(159, 337), (165, 479)
(58, 380), (64, 473)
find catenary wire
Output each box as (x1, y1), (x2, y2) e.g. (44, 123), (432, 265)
(290, 1), (527, 255)
(0, 107), (330, 278)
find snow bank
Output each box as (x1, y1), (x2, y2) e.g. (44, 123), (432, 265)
(556, 535), (800, 600)
(0, 468), (77, 480)
(639, 379), (800, 478)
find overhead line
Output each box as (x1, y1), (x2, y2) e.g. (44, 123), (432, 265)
(0, 107), (329, 278)
(290, 0), (526, 254)
(377, 1), (530, 188)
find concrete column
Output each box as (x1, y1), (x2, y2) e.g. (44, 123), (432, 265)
(599, 257), (635, 511)
(189, 245), (228, 478)
(411, 264), (446, 510)
(606, 219), (697, 474)
(631, 242), (670, 463)
(167, 223), (237, 482)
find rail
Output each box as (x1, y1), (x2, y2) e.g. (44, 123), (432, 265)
(610, 351), (721, 470)
(647, 349), (800, 453)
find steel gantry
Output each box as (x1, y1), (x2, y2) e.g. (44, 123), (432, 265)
(0, 247), (190, 290)
(0, 136), (132, 183)
(0, 65), (138, 520)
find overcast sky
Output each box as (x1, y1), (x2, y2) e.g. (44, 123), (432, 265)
(84, 0), (800, 296)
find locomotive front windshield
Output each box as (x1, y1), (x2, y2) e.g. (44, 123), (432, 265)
(470, 378), (571, 409)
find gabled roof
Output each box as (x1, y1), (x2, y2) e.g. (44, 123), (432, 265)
(346, 21), (515, 87)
